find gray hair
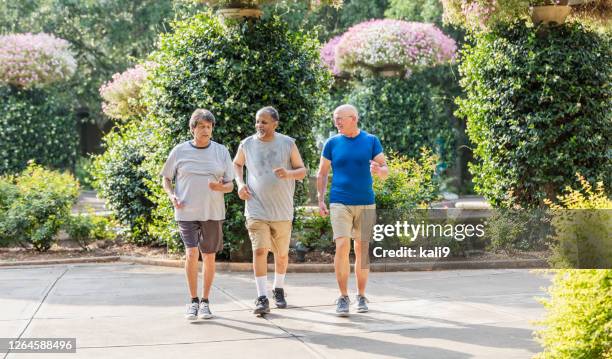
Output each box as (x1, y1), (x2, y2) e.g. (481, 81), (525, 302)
(256, 106), (279, 122)
(189, 109), (216, 129)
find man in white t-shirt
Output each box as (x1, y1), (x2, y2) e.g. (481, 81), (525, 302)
(161, 109), (234, 321)
(234, 106), (306, 315)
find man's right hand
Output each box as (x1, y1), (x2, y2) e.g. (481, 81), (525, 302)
(318, 200), (329, 217)
(238, 184), (252, 201)
(170, 194), (183, 209)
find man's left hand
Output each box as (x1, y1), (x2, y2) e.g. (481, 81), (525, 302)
(370, 160), (382, 176)
(273, 167), (290, 179)
(208, 178), (225, 191)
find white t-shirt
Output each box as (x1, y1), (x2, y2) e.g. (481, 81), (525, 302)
(160, 141), (234, 221)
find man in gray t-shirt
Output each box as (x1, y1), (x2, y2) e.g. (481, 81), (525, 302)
(233, 106), (306, 315)
(161, 109), (234, 321)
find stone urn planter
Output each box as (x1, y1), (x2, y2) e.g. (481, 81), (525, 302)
(201, 0), (342, 20)
(217, 7), (262, 20)
(375, 65), (405, 78)
(530, 5), (572, 25)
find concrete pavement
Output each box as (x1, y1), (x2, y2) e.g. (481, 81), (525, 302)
(0, 264), (551, 358)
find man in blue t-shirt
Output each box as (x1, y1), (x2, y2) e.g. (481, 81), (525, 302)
(316, 104), (388, 316)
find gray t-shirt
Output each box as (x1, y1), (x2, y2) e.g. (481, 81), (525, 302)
(160, 141), (234, 221)
(239, 133), (296, 221)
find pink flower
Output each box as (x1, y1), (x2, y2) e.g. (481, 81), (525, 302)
(99, 63), (151, 120)
(334, 19), (457, 78)
(320, 35), (343, 76)
(0, 33), (76, 89)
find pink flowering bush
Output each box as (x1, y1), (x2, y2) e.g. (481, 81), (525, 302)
(0, 33), (77, 89)
(99, 64), (150, 120)
(333, 19), (457, 77)
(320, 35), (343, 76)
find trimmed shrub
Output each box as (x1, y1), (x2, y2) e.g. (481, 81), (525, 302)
(535, 269), (612, 359)
(373, 148), (440, 210)
(0, 86), (77, 175)
(0, 33), (76, 89)
(74, 156), (95, 190)
(65, 212), (117, 249)
(0, 163), (79, 251)
(91, 121), (155, 245)
(142, 13), (331, 253)
(385, 0), (444, 24)
(545, 174), (612, 269)
(457, 21), (612, 208)
(346, 74), (456, 166)
(296, 212), (334, 252)
(65, 213), (95, 249)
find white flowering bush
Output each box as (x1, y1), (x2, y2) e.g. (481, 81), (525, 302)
(99, 63), (150, 121)
(332, 19), (457, 77)
(0, 33), (77, 89)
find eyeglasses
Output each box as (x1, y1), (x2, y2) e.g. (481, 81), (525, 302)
(333, 115), (353, 121)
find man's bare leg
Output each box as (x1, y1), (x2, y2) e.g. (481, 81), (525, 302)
(334, 237), (351, 296)
(354, 240), (369, 296)
(253, 248), (268, 277)
(185, 247), (199, 298)
(274, 253), (288, 277)
(201, 252), (215, 300)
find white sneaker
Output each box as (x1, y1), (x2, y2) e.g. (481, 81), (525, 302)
(198, 301), (213, 319)
(185, 301), (198, 320)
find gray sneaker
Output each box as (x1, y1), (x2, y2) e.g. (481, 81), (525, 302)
(198, 301), (213, 319)
(335, 295), (350, 317)
(355, 295), (369, 313)
(185, 301), (198, 320)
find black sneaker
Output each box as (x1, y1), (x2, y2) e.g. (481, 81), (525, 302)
(272, 288), (287, 309)
(253, 296), (270, 315)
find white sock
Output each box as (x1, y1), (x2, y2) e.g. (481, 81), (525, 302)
(255, 276), (267, 297)
(273, 273), (285, 290)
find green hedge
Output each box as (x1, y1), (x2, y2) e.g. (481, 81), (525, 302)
(142, 13), (331, 253)
(457, 21), (612, 208)
(535, 269), (612, 359)
(92, 121), (155, 245)
(0, 163), (79, 251)
(0, 86), (77, 175)
(346, 71), (457, 167)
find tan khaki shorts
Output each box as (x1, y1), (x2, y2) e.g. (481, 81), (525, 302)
(246, 219), (292, 256)
(330, 203), (376, 241)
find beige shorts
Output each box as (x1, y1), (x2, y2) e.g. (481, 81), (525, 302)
(330, 203), (376, 241)
(246, 219), (292, 256)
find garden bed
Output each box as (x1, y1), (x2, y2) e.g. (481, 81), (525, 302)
(0, 239), (549, 264)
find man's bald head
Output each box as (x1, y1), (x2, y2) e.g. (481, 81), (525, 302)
(333, 104), (359, 120)
(332, 104), (360, 137)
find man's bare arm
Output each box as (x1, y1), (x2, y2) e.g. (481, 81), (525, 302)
(233, 147), (251, 200)
(162, 176), (183, 208)
(316, 156), (331, 216)
(274, 143), (307, 180)
(370, 153), (389, 179)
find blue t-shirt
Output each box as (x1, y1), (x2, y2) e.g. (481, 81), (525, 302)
(322, 130), (383, 205)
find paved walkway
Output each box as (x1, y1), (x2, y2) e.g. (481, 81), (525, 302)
(0, 264), (550, 358)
